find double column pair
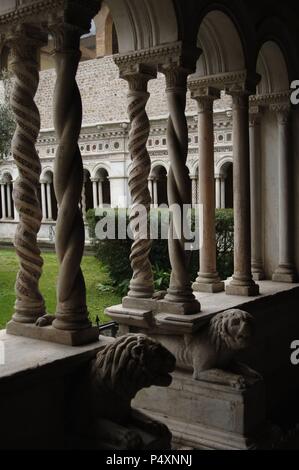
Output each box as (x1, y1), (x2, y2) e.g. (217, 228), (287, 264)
(190, 81), (260, 296)
(6, 21), (98, 344)
(116, 56), (201, 315)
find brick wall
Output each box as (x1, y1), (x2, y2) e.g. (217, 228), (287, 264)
(35, 56), (232, 130)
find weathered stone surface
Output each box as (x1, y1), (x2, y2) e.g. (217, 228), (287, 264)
(6, 321), (99, 346)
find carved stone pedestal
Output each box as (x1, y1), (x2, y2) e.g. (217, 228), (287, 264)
(133, 369), (269, 450)
(6, 321), (99, 346)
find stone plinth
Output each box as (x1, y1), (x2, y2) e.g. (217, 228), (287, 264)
(6, 321), (99, 346)
(133, 369), (267, 450)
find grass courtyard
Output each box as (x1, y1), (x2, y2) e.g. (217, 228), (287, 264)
(0, 248), (121, 330)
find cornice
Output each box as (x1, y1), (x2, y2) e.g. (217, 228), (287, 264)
(114, 41), (200, 75)
(249, 91), (290, 109)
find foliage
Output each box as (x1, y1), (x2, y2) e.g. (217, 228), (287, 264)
(0, 71), (15, 160)
(87, 208), (234, 294)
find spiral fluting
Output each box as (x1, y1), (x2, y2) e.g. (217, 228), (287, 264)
(127, 85), (154, 298)
(9, 41), (45, 323)
(163, 70), (196, 304)
(52, 45), (90, 331)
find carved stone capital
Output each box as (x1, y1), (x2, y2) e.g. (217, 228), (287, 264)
(119, 64), (157, 92)
(189, 85), (220, 113)
(160, 65), (189, 93)
(7, 24), (47, 65)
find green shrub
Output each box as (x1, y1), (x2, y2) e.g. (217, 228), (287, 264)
(87, 208), (234, 294)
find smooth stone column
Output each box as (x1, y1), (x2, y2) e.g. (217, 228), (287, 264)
(158, 64), (201, 315)
(6, 184), (12, 218)
(215, 177), (221, 209)
(191, 88), (224, 294)
(1, 183), (6, 219)
(226, 91), (259, 297)
(91, 179), (98, 208)
(220, 178), (226, 209)
(153, 178), (158, 208)
(272, 105), (297, 283)
(98, 178), (103, 208)
(46, 183), (53, 220)
(40, 181), (47, 220)
(12, 179), (19, 222)
(148, 177), (153, 207)
(249, 110), (265, 280)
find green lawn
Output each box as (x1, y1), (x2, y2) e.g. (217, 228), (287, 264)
(0, 248), (121, 329)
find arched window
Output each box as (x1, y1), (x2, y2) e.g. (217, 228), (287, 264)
(0, 173), (14, 220)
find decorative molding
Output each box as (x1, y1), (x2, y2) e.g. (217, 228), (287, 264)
(114, 41), (200, 74)
(188, 71), (259, 95)
(249, 91), (290, 109)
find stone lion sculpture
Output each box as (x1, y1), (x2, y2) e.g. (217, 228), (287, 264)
(159, 309), (261, 388)
(70, 333), (176, 450)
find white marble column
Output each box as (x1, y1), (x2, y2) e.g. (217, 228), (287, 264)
(226, 90), (259, 297)
(6, 184), (12, 219)
(12, 180), (19, 222)
(148, 177), (153, 206)
(215, 177), (221, 209)
(40, 182), (47, 220)
(46, 183), (53, 220)
(153, 178), (158, 208)
(92, 179), (98, 208)
(190, 87), (224, 293)
(1, 184), (6, 219)
(220, 178), (226, 209)
(249, 110), (265, 280)
(98, 178), (103, 208)
(272, 105), (296, 283)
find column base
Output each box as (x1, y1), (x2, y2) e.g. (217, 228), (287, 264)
(226, 282), (260, 297)
(157, 299), (201, 316)
(192, 279), (224, 294)
(6, 320), (99, 346)
(272, 267), (297, 283)
(252, 272), (266, 281)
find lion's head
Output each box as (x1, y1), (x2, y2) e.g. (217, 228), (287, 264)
(209, 309), (254, 353)
(92, 334), (176, 400)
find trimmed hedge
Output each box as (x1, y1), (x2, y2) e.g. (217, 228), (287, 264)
(86, 208), (234, 295)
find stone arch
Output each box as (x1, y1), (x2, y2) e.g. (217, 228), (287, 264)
(216, 158), (233, 209)
(93, 166), (111, 207)
(94, 2), (119, 57)
(91, 163), (111, 179)
(196, 9), (247, 77)
(150, 163), (168, 207)
(105, 0), (179, 53)
(256, 17), (299, 88)
(40, 169), (57, 221)
(256, 41), (290, 95)
(82, 168), (94, 214)
(0, 171), (14, 220)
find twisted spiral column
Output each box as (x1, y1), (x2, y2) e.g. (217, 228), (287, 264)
(51, 26), (90, 331)
(8, 29), (46, 323)
(124, 72), (155, 298)
(161, 67), (200, 311)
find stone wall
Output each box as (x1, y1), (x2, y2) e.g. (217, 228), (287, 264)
(35, 55), (232, 129)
